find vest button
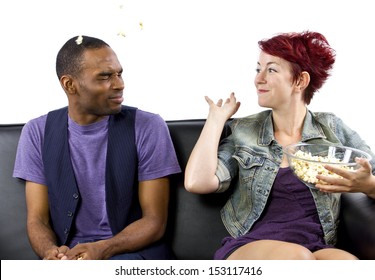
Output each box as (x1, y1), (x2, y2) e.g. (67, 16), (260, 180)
(73, 193), (79, 199)
(64, 228), (69, 235)
(67, 211), (73, 217)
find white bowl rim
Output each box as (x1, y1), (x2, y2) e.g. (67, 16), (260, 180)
(283, 143), (372, 166)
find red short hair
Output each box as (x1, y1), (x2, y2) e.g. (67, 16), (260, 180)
(258, 31), (335, 105)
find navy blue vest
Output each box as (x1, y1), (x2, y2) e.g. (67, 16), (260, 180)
(42, 106), (140, 245)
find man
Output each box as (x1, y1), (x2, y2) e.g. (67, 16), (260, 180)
(13, 35), (181, 260)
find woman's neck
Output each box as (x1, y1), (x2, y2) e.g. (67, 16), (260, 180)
(272, 106), (307, 147)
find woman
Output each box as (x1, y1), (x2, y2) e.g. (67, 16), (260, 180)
(184, 31), (375, 260)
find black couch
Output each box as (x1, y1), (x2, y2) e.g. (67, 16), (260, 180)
(1, 121), (375, 260)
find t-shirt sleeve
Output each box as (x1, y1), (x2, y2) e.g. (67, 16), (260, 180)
(135, 110), (181, 181)
(12, 116), (47, 185)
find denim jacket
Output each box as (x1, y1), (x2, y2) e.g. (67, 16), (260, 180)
(215, 110), (375, 245)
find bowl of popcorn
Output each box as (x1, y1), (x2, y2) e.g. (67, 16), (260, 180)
(284, 143), (372, 189)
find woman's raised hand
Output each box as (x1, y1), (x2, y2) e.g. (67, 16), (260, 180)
(205, 92), (241, 122)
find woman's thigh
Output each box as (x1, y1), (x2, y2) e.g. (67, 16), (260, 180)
(227, 240), (316, 260)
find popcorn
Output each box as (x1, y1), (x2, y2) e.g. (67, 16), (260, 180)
(117, 31), (126, 37)
(75, 35), (83, 45)
(290, 150), (353, 185)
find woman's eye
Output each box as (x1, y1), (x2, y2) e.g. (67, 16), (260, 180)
(268, 68), (277, 73)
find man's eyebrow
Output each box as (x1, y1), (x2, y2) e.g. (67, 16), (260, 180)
(98, 69), (123, 76)
(98, 71), (112, 76)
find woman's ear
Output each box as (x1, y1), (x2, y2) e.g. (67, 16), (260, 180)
(296, 71), (310, 92)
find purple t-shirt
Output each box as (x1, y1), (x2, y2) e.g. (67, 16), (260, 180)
(13, 109), (181, 246)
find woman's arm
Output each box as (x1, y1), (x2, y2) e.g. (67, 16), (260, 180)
(184, 93), (240, 194)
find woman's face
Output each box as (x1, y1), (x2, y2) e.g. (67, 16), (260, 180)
(254, 51), (299, 110)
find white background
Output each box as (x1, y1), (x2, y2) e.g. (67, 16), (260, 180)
(1, 0), (374, 148)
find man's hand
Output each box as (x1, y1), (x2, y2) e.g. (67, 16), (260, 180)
(43, 245), (70, 260)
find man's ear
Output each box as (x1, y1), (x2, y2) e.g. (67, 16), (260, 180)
(296, 71), (310, 92)
(60, 75), (76, 95)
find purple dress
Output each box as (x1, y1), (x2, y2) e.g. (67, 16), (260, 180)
(214, 167), (334, 259)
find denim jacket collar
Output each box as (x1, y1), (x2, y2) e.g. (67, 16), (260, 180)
(301, 110), (327, 141)
(258, 110), (326, 146)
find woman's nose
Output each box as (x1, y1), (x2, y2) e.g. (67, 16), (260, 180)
(255, 71), (266, 84)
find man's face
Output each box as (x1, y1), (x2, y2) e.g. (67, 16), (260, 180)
(69, 47), (125, 124)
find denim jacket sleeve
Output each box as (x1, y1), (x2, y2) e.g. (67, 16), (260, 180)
(216, 133), (238, 193)
(312, 112), (375, 174)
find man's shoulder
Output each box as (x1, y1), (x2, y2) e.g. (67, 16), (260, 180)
(24, 107), (69, 133)
(135, 108), (164, 123)
(23, 114), (48, 134)
(17, 114), (48, 152)
(134, 109), (169, 137)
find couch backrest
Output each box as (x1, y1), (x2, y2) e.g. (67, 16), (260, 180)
(0, 124), (39, 259)
(0, 120), (232, 260)
(166, 120), (232, 259)
(2, 122), (375, 260)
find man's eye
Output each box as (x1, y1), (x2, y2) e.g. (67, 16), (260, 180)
(99, 75), (111, 80)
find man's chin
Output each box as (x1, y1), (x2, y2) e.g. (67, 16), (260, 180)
(110, 105), (123, 115)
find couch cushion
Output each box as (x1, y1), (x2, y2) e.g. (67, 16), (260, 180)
(166, 120), (232, 259)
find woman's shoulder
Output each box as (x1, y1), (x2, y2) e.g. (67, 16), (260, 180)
(310, 111), (342, 125)
(311, 111), (337, 118)
(231, 110), (271, 126)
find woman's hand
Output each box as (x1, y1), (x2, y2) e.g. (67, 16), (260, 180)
(316, 157), (375, 199)
(205, 92), (241, 122)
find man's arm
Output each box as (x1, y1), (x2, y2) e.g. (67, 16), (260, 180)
(25, 181), (69, 259)
(65, 177), (170, 260)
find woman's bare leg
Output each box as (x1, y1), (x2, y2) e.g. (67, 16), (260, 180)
(227, 240), (316, 260)
(313, 248), (358, 260)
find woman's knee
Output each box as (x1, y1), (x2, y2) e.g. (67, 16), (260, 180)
(227, 240), (316, 260)
(313, 248), (358, 260)
(287, 245), (315, 260)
